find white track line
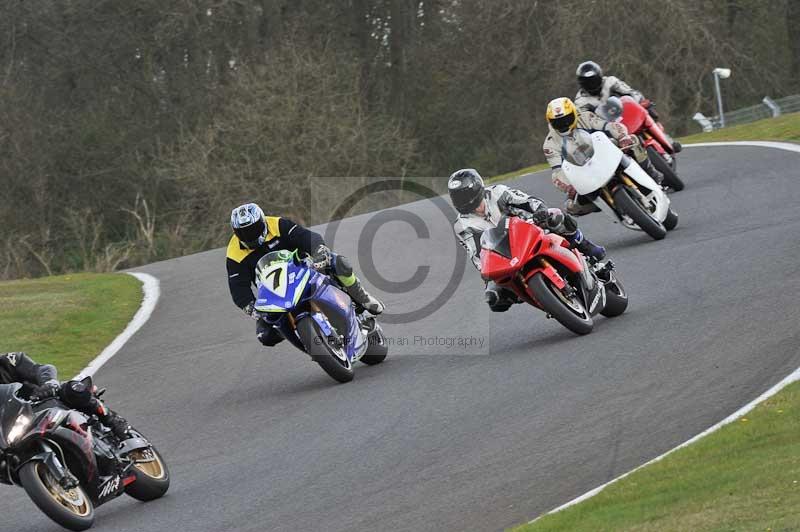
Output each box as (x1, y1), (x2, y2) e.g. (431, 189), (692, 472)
(74, 272), (160, 379)
(684, 140), (800, 153)
(530, 139), (800, 524)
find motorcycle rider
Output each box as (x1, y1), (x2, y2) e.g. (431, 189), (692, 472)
(543, 96), (663, 216)
(0, 351), (130, 438)
(574, 60), (681, 152)
(449, 169), (606, 312)
(226, 202), (384, 347)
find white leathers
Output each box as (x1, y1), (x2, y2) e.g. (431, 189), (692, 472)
(575, 75), (643, 113)
(452, 185), (545, 270)
(543, 110), (629, 194)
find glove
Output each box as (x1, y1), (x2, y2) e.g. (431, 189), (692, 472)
(30, 380), (61, 401)
(565, 185), (577, 200)
(310, 244), (332, 270)
(242, 302), (260, 321)
(618, 135), (636, 151)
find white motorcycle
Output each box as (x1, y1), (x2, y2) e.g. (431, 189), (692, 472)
(562, 131), (678, 240)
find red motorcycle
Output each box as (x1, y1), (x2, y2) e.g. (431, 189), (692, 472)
(616, 96), (685, 191)
(479, 215), (628, 335)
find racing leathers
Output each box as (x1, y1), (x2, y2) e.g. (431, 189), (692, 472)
(0, 352), (130, 438)
(543, 110), (661, 215)
(452, 184), (605, 312)
(574, 75), (643, 113)
(226, 216), (383, 347)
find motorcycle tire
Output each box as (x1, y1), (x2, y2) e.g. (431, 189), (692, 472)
(600, 274), (628, 318)
(647, 146), (684, 191)
(125, 445), (171, 501)
(663, 208), (679, 231)
(528, 273), (593, 335)
(360, 327), (388, 365)
(613, 186), (667, 240)
(19, 461), (95, 531)
(297, 316), (355, 383)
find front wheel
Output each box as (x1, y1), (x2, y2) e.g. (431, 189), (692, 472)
(19, 461), (95, 531)
(297, 316), (355, 383)
(613, 186), (667, 240)
(600, 273), (628, 317)
(528, 273), (593, 335)
(663, 208), (679, 231)
(125, 445), (170, 501)
(647, 146), (684, 191)
(360, 326), (388, 365)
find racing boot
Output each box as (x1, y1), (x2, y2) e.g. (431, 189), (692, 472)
(485, 282), (516, 312)
(640, 157), (664, 185)
(345, 279), (385, 315)
(565, 197), (601, 216)
(567, 229), (606, 261)
(100, 409), (131, 440)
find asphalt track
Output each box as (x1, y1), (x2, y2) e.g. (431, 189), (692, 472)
(4, 145), (800, 531)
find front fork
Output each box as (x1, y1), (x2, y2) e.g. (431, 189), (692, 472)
(22, 442), (78, 489)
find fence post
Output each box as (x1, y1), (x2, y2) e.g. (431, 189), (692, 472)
(762, 96), (781, 117)
(692, 112), (714, 132)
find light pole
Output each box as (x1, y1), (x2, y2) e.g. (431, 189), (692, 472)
(713, 67), (731, 128)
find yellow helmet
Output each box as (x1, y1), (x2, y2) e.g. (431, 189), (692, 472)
(546, 97), (578, 135)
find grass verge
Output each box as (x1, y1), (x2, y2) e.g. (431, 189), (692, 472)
(679, 111), (800, 144)
(487, 162), (550, 184)
(514, 110), (800, 531)
(516, 381), (800, 531)
(0, 273), (142, 378)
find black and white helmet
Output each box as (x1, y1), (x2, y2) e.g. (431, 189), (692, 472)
(448, 169), (485, 215)
(231, 203), (268, 249)
(576, 61), (604, 96)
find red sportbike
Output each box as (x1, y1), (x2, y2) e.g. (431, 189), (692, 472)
(480, 215), (628, 335)
(618, 95), (685, 191)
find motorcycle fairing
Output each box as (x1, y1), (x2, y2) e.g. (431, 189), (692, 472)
(620, 95), (647, 133)
(620, 96), (674, 154)
(562, 132), (623, 195)
(254, 258), (311, 313)
(619, 158), (671, 222)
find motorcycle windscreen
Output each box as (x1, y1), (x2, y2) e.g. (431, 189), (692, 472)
(480, 223), (512, 259)
(0, 383), (31, 449)
(254, 252), (312, 313)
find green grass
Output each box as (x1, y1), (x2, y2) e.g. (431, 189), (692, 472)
(680, 111), (800, 144)
(516, 382), (800, 531)
(487, 162), (550, 184)
(0, 273), (143, 378)
(514, 111), (800, 531)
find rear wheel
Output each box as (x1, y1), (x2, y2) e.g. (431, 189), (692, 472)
(19, 461), (95, 531)
(297, 316), (355, 383)
(613, 186), (667, 240)
(125, 445), (170, 501)
(647, 146), (684, 191)
(528, 273), (593, 335)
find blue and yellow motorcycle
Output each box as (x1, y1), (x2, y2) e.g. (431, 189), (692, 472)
(253, 249), (388, 383)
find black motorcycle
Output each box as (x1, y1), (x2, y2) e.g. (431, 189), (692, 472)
(0, 379), (169, 531)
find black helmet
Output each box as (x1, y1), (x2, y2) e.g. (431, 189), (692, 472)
(448, 169), (485, 214)
(576, 61), (603, 96)
(231, 203), (268, 249)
